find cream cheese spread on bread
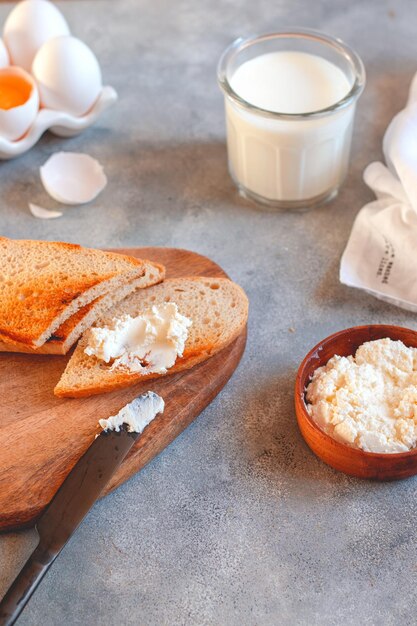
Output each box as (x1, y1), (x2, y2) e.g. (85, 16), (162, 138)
(99, 391), (165, 433)
(306, 338), (417, 453)
(85, 303), (192, 374)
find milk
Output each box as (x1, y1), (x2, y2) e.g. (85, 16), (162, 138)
(225, 51), (356, 206)
(230, 51), (350, 114)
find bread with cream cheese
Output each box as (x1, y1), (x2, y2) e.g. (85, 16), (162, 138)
(54, 276), (248, 397)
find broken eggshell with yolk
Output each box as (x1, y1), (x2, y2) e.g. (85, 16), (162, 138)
(0, 67), (39, 141)
(0, 39), (9, 69)
(40, 152), (107, 205)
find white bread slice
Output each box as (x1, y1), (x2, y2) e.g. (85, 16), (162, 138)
(54, 276), (248, 398)
(0, 260), (165, 355)
(0, 237), (164, 348)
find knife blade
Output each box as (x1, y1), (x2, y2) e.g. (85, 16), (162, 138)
(0, 391), (164, 626)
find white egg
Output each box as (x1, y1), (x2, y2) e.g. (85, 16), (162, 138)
(4, 0), (70, 72)
(0, 67), (39, 141)
(32, 36), (102, 117)
(0, 39), (10, 69)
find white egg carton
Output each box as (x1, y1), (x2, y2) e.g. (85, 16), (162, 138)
(0, 85), (117, 160)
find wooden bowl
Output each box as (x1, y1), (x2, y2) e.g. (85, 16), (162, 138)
(295, 324), (417, 481)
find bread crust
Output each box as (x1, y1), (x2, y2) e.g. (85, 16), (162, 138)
(54, 342), (238, 398)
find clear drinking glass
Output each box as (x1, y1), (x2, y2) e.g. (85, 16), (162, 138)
(217, 29), (366, 210)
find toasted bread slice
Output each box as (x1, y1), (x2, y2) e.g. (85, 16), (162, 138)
(0, 237), (163, 348)
(54, 276), (248, 398)
(0, 260), (165, 354)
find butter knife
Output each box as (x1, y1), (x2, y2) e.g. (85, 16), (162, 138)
(0, 391), (164, 626)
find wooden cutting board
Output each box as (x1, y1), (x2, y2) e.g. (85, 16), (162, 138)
(0, 248), (247, 532)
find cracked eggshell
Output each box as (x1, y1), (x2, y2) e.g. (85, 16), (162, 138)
(29, 203), (63, 219)
(4, 0), (70, 72)
(32, 36), (102, 117)
(40, 152), (107, 205)
(0, 67), (39, 141)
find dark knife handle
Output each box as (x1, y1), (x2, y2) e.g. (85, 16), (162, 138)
(0, 545), (53, 626)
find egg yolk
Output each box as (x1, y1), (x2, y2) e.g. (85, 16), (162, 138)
(0, 75), (32, 110)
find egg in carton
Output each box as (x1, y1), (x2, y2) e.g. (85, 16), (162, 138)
(0, 0), (117, 159)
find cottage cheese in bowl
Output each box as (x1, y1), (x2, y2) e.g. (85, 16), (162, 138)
(305, 338), (417, 453)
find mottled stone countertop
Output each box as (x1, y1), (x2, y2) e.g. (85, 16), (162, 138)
(1, 0), (417, 624)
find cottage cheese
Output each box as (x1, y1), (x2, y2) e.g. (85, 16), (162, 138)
(85, 303), (192, 374)
(306, 338), (417, 453)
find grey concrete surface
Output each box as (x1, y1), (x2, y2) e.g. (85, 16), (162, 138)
(1, 0), (417, 624)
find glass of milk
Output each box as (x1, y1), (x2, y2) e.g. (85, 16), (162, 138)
(217, 29), (365, 210)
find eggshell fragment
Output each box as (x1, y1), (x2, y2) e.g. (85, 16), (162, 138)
(40, 152), (107, 205)
(32, 36), (102, 117)
(0, 39), (9, 69)
(0, 67), (39, 141)
(29, 203), (63, 219)
(4, 0), (70, 72)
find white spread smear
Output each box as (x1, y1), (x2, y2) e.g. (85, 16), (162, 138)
(85, 302), (192, 374)
(306, 337), (417, 453)
(29, 203), (63, 219)
(99, 391), (164, 433)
